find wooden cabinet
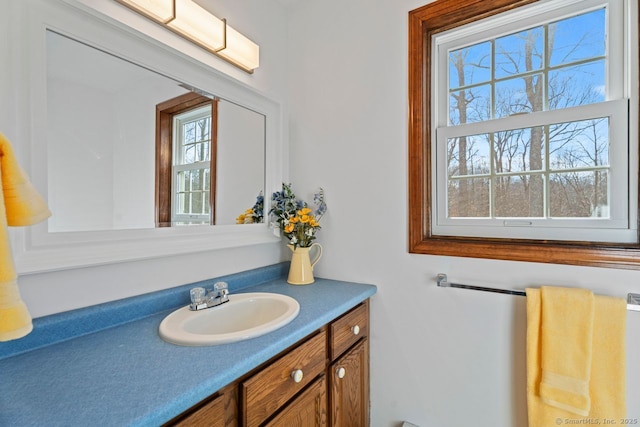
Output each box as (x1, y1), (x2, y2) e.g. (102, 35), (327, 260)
(330, 340), (368, 427)
(165, 300), (369, 427)
(328, 302), (369, 427)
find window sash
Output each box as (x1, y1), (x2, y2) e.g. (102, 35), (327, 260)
(433, 101), (631, 242)
(172, 165), (210, 218)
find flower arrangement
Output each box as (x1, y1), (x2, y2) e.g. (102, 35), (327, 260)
(236, 192), (264, 224)
(270, 183), (327, 248)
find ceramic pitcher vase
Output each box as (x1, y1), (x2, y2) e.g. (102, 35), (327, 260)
(287, 243), (323, 285)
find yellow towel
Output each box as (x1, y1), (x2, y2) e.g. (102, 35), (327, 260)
(527, 287), (626, 426)
(0, 132), (51, 341)
(539, 286), (594, 415)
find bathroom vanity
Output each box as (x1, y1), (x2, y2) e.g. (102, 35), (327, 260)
(0, 264), (376, 426)
(170, 301), (369, 426)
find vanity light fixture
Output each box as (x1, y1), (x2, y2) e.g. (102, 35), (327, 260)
(114, 0), (259, 73)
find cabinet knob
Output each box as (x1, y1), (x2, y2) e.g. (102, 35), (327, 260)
(351, 325), (360, 335)
(291, 369), (304, 383)
(336, 367), (346, 379)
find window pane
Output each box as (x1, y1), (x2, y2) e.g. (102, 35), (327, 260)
(447, 135), (490, 177)
(549, 60), (605, 109)
(550, 171), (609, 217)
(183, 122), (196, 143)
(191, 168), (204, 191)
(449, 42), (492, 89)
(495, 74), (543, 118)
(447, 177), (490, 217)
(449, 85), (491, 125)
(183, 144), (195, 164)
(494, 126), (545, 173)
(182, 141), (210, 164)
(177, 192), (187, 214)
(548, 9), (605, 67)
(495, 174), (544, 217)
(176, 171), (184, 192)
(549, 118), (609, 170)
(195, 117), (210, 142)
(495, 27), (543, 79)
(191, 191), (203, 214)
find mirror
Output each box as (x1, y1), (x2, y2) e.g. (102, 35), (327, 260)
(9, 0), (282, 274)
(46, 31), (265, 231)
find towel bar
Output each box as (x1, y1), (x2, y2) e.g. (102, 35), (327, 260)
(436, 273), (640, 312)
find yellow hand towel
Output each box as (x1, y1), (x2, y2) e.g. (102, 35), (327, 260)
(0, 132), (51, 341)
(539, 286), (594, 415)
(527, 287), (626, 426)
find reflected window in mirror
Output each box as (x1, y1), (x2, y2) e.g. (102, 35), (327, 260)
(174, 105), (213, 225)
(155, 93), (218, 227)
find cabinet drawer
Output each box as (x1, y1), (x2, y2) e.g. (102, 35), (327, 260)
(330, 302), (368, 361)
(242, 330), (327, 427)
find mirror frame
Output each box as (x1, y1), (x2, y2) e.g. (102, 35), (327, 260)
(8, 0), (283, 273)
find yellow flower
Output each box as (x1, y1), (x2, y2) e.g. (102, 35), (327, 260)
(310, 218), (319, 227)
(289, 216), (299, 224)
(284, 224), (295, 233)
(236, 214), (246, 224)
(299, 214), (310, 223)
(245, 208), (254, 214)
(298, 207), (312, 216)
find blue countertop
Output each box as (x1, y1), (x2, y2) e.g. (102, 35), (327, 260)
(0, 264), (376, 426)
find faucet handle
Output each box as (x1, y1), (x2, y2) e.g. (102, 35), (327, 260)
(190, 287), (206, 304)
(189, 287), (207, 310)
(213, 281), (228, 292)
(214, 281), (229, 297)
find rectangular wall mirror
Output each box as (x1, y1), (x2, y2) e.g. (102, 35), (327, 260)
(8, 0), (282, 273)
(47, 31), (265, 231)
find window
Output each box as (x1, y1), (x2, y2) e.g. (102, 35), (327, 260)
(408, 0), (639, 268)
(172, 106), (212, 225)
(155, 93), (218, 226)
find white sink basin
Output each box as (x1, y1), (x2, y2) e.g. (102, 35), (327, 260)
(159, 292), (300, 346)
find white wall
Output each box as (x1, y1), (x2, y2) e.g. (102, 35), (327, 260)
(1, 0), (290, 318)
(284, 0), (640, 425)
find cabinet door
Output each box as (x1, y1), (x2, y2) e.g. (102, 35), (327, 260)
(169, 384), (238, 427)
(330, 339), (369, 427)
(264, 376), (327, 427)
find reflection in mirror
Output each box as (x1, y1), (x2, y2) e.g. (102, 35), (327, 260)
(46, 30), (265, 232)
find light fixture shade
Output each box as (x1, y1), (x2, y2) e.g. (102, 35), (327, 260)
(218, 25), (260, 71)
(116, 0), (174, 23)
(114, 0), (259, 73)
(167, 0), (226, 52)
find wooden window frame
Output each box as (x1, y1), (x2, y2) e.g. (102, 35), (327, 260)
(408, 0), (640, 269)
(155, 92), (218, 227)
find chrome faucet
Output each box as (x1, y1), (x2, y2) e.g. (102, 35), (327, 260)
(189, 282), (230, 311)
